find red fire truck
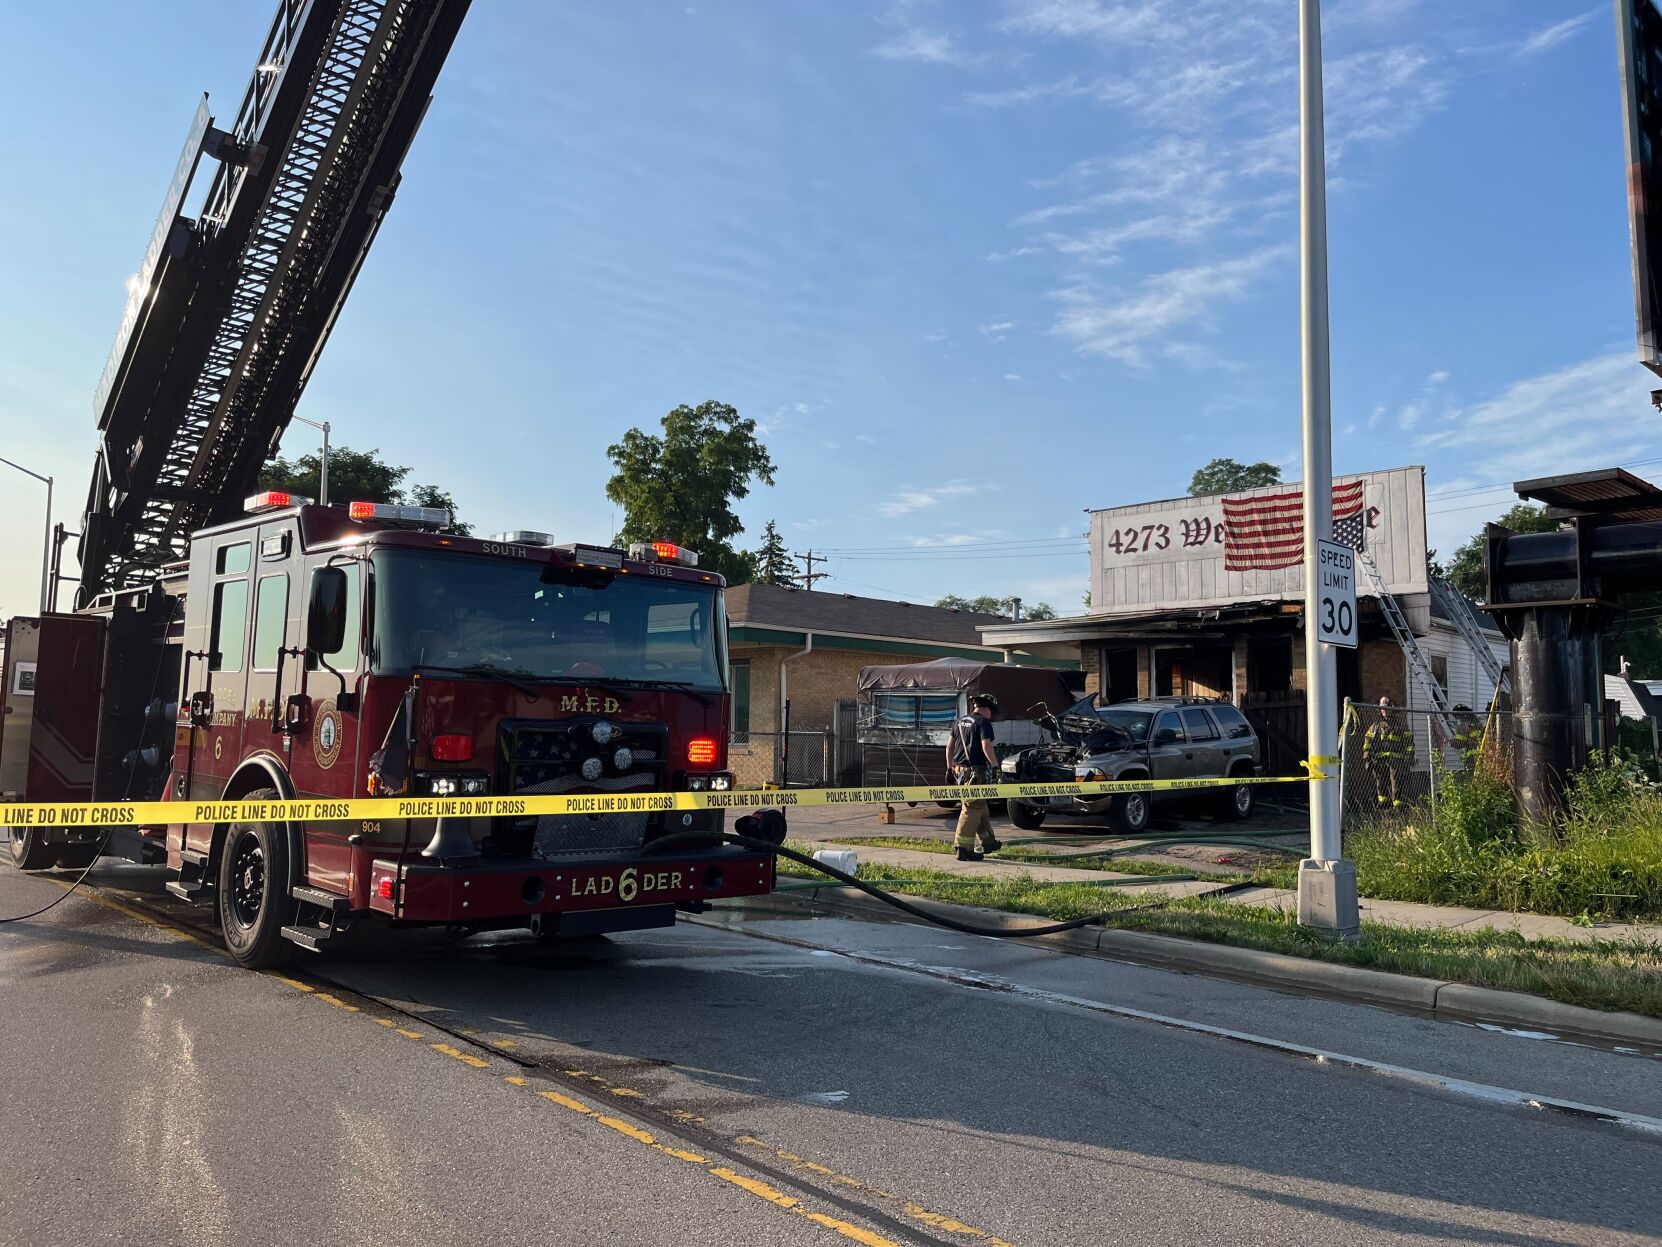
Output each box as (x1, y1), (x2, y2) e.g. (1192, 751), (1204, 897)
(0, 0), (781, 965)
(2, 497), (779, 966)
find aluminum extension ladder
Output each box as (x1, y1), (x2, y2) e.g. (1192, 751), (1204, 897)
(1428, 578), (1510, 698)
(1356, 550), (1458, 740)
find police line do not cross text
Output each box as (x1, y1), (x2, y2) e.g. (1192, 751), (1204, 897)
(1316, 538), (1357, 650)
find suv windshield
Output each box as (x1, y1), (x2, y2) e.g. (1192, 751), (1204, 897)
(371, 550), (726, 691)
(1098, 709), (1154, 742)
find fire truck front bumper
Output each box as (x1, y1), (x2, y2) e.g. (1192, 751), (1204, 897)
(370, 845), (777, 924)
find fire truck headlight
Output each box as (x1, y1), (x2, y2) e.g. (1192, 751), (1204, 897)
(710, 773), (732, 791)
(580, 757), (604, 782)
(612, 746), (634, 770)
(419, 771), (489, 796)
(592, 721), (618, 745)
(687, 775), (709, 791)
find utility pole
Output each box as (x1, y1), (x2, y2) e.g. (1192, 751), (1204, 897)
(291, 415), (332, 505)
(795, 550), (828, 590)
(1296, 0), (1359, 940)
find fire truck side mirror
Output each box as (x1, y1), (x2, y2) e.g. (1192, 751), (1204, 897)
(307, 566), (349, 657)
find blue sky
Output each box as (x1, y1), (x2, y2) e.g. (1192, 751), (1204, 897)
(1, 0), (1655, 622)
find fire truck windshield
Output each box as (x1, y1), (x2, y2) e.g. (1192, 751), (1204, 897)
(370, 551), (727, 691)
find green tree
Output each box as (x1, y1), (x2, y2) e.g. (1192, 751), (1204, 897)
(934, 594), (1055, 620)
(1443, 503), (1557, 600)
(937, 594), (1008, 615)
(605, 400), (775, 583)
(1189, 457), (1282, 497)
(259, 445), (472, 533)
(753, 520), (798, 587)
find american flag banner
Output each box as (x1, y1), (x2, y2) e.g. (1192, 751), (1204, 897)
(1222, 481), (1366, 572)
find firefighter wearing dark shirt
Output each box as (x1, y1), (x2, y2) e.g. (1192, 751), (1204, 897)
(946, 693), (1004, 862)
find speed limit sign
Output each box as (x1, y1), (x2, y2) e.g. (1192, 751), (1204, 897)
(1315, 539), (1357, 650)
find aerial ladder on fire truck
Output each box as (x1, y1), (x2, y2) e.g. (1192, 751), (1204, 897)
(77, 0), (472, 609)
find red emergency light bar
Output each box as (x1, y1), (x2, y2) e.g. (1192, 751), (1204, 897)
(346, 500), (452, 529)
(245, 490), (314, 513)
(629, 540), (700, 568)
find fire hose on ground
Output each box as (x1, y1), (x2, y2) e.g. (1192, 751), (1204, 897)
(645, 825), (1261, 939)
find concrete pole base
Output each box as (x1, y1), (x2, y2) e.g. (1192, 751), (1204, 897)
(1296, 857), (1361, 942)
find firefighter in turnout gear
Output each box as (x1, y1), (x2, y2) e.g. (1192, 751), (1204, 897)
(1363, 696), (1410, 809)
(947, 693), (1004, 862)
(1452, 704), (1484, 766)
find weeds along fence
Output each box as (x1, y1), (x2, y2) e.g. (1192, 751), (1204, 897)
(1338, 700), (1514, 823)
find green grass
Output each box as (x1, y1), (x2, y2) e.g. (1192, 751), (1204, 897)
(808, 862), (1662, 1020)
(1251, 756), (1662, 922)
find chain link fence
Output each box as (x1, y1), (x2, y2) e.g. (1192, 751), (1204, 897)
(1338, 701), (1514, 823)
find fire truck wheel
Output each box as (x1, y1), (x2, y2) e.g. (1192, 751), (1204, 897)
(216, 791), (296, 969)
(6, 826), (59, 871)
(55, 843), (101, 871)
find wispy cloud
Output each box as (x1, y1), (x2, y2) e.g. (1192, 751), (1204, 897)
(996, 0), (1172, 46)
(1518, 11), (1596, 59)
(1050, 245), (1289, 365)
(1416, 350), (1659, 482)
(871, 2), (986, 66)
(951, 2), (1456, 368)
(878, 480), (993, 517)
(1004, 372), (1022, 381)
(979, 320), (1016, 340)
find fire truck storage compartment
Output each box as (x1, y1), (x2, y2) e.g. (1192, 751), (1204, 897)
(1, 615), (105, 803)
(0, 594), (181, 810)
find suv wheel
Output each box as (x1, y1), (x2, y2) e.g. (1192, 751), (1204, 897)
(1009, 802), (1046, 831)
(1218, 775), (1255, 821)
(1108, 790), (1151, 835)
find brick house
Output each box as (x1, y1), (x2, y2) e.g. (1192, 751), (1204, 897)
(724, 584), (1075, 787)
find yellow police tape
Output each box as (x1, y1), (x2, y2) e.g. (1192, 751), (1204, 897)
(0, 772), (1316, 830)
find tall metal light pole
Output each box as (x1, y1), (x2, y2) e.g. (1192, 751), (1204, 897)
(0, 455), (53, 614)
(291, 415), (332, 505)
(1296, 0), (1359, 938)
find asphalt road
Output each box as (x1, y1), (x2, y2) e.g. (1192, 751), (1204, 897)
(3, 861), (1660, 1246)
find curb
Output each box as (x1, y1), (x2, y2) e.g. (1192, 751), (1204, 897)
(756, 878), (1662, 1048)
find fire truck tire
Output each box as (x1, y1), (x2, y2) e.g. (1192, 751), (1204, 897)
(216, 791), (297, 969)
(6, 826), (58, 871)
(55, 843), (101, 871)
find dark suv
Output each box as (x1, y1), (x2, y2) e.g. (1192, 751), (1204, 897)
(1001, 695), (1261, 833)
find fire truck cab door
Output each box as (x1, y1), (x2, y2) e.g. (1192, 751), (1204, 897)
(195, 536), (257, 800)
(246, 523), (302, 762)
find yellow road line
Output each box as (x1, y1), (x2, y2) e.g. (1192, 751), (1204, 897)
(709, 1169), (900, 1247)
(430, 1042), (490, 1069)
(737, 1134), (1016, 1246)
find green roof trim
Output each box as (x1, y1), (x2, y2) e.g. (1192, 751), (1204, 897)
(727, 625), (1078, 668)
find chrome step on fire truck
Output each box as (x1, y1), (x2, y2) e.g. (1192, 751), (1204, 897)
(0, 0), (782, 965)
(2, 498), (780, 967)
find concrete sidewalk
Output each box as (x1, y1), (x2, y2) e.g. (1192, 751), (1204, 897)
(810, 840), (1662, 946)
